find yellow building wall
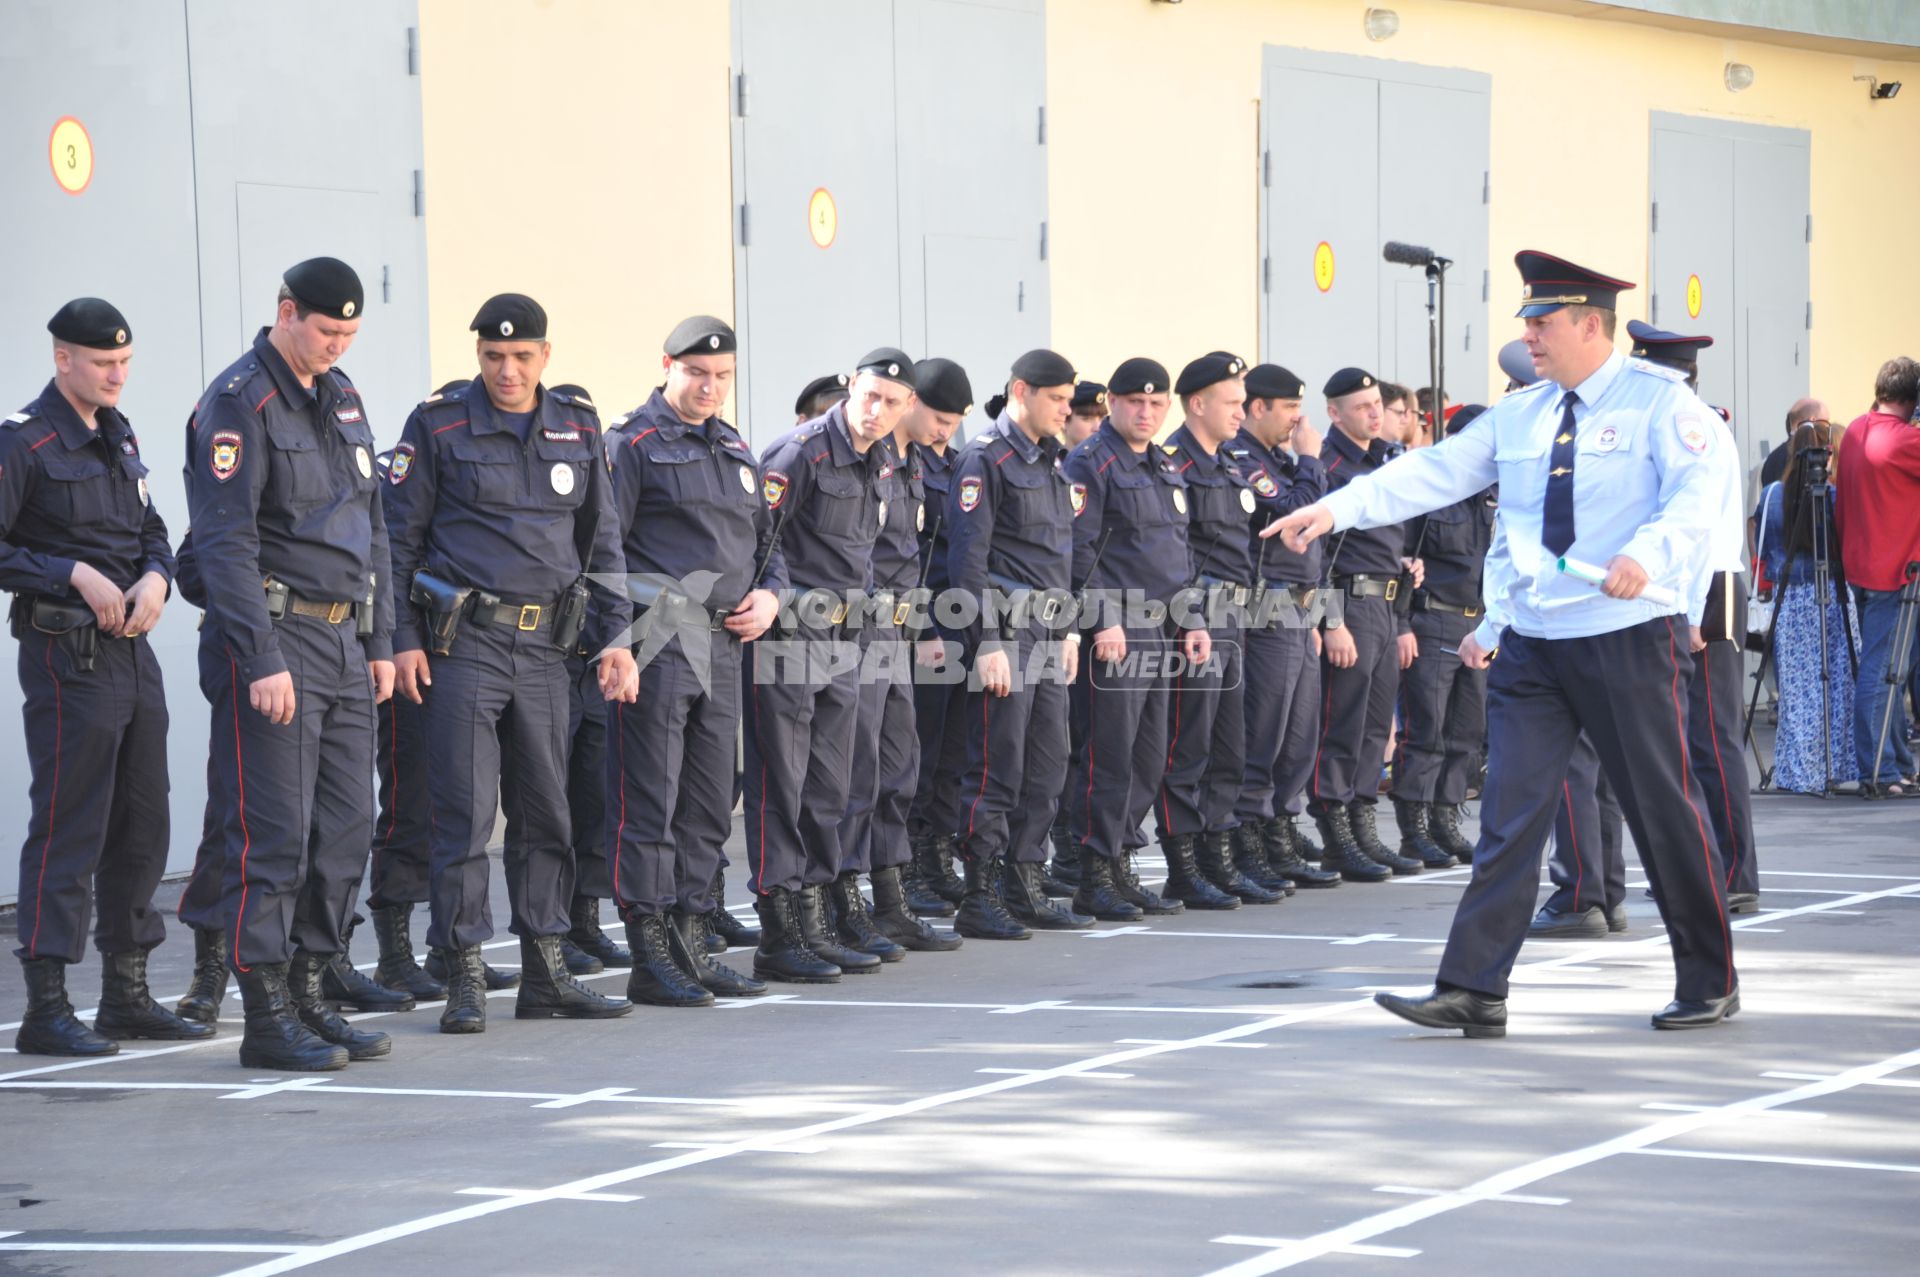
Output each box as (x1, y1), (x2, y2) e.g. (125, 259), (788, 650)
(417, 0), (735, 416)
(1045, 0), (1920, 419)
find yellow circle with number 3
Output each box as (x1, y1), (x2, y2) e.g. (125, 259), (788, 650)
(808, 188), (837, 249)
(49, 117), (93, 195)
(1313, 241), (1335, 292)
(1686, 273), (1703, 319)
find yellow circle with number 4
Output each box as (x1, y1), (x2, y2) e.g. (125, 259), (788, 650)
(1686, 273), (1702, 319)
(808, 188), (837, 249)
(1313, 241), (1335, 292)
(49, 117), (93, 195)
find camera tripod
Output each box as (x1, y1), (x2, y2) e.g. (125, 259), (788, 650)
(1861, 559), (1920, 799)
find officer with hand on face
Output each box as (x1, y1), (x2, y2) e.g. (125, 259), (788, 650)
(385, 293), (637, 1035)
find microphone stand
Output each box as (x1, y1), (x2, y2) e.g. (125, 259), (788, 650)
(1424, 254), (1452, 441)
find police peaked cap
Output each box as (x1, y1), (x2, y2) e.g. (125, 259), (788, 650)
(1514, 250), (1635, 318)
(1626, 319), (1713, 369)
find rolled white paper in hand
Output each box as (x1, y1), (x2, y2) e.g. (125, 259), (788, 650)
(1556, 556), (1679, 609)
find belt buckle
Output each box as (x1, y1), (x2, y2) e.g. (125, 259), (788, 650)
(1384, 579), (1400, 602)
(829, 600), (849, 625)
(1231, 586), (1249, 607)
(893, 600), (912, 626)
(517, 604), (542, 631)
(1465, 607), (1481, 617)
(1299, 587), (1317, 608)
(326, 600), (352, 625)
(1039, 595), (1062, 624)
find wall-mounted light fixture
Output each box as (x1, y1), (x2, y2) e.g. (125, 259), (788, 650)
(1364, 8), (1400, 41)
(1855, 75), (1902, 100)
(1724, 62), (1755, 93)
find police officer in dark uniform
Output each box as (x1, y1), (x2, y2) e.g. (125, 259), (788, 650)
(794, 372), (851, 425)
(189, 258), (396, 1070)
(1309, 367), (1426, 878)
(1063, 380), (1106, 452)
(1045, 380), (1110, 893)
(386, 293), (636, 1033)
(1530, 732), (1630, 936)
(1389, 403), (1496, 867)
(4, 300), (208, 1057)
(1229, 366), (1350, 887)
(744, 350), (913, 979)
(604, 315), (778, 1004)
(948, 350), (1081, 939)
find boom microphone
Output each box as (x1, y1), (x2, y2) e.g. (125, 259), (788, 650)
(1383, 240), (1447, 267)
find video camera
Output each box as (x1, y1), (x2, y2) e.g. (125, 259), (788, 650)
(1794, 444), (1831, 487)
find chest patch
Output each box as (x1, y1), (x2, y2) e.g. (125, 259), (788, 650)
(1239, 487), (1257, 513)
(336, 405), (363, 425)
(738, 464), (756, 493)
(878, 499), (888, 527)
(209, 430), (243, 483)
(916, 504), (925, 531)
(137, 477), (150, 507)
(551, 462), (576, 495)
(1171, 489), (1187, 515)
(542, 428), (580, 442)
(958, 477), (983, 513)
(355, 445), (373, 479)
(1592, 424), (1621, 453)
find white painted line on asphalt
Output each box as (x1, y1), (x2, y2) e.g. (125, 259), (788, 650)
(0, 1242), (312, 1254)
(650, 1141), (824, 1155)
(457, 1187), (641, 1202)
(531, 1087), (634, 1109)
(1196, 1044), (1920, 1277)
(218, 1077), (335, 1101)
(1089, 928), (1450, 946)
(1114, 1038), (1267, 1049)
(1761, 1071), (1920, 1089)
(975, 1067), (1134, 1079)
(1629, 1148), (1920, 1174)
(1331, 933), (1398, 946)
(1373, 1185), (1568, 1206)
(1084, 925), (1153, 938)
(711, 993), (801, 1009)
(1757, 870), (1920, 881)
(989, 999), (1072, 1014)
(1214, 1236), (1420, 1259)
(1640, 1102), (1825, 1119)
(0, 1076), (862, 1112)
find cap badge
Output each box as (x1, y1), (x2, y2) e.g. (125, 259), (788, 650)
(709, 335), (721, 349)
(1144, 382), (1157, 393)
(342, 300), (356, 318)
(1362, 376), (1373, 388)
(499, 320), (514, 337)
(1522, 285), (1534, 300)
(115, 328), (128, 344)
(888, 363), (900, 376)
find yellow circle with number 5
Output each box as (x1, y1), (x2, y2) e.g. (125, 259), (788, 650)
(49, 117), (93, 195)
(808, 188), (837, 249)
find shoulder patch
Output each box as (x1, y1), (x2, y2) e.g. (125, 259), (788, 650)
(1675, 411), (1712, 455)
(958, 476), (984, 512)
(1069, 482), (1087, 517)
(208, 429), (243, 482)
(1249, 468), (1279, 498)
(763, 470), (789, 509)
(390, 443), (416, 484)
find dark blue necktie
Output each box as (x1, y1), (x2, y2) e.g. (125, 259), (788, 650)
(1542, 392), (1579, 557)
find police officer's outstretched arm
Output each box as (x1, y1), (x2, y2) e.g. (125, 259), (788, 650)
(1265, 418), (1498, 551)
(382, 406), (439, 703)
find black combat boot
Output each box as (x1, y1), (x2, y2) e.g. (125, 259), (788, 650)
(569, 896), (632, 968)
(96, 951), (216, 1041)
(320, 918), (415, 1012)
(371, 903), (447, 1000)
(621, 915), (713, 1008)
(953, 855), (1031, 940)
(1231, 826), (1297, 896)
(928, 832), (967, 904)
(1313, 808), (1391, 882)
(1262, 818), (1340, 888)
(1009, 860), (1098, 928)
(1159, 834), (1240, 910)
(1113, 848), (1184, 915)
(1290, 816), (1324, 862)
(668, 910), (768, 997)
(753, 887), (842, 983)
(708, 868), (762, 948)
(1393, 799), (1457, 869)
(1069, 855), (1143, 922)
(1044, 822), (1082, 895)
(827, 873), (906, 962)
(1199, 830), (1281, 903)
(175, 927), (229, 1026)
(235, 962), (348, 1070)
(1429, 803), (1476, 863)
(1350, 801), (1422, 875)
(290, 952), (392, 1060)
(905, 834), (959, 916)
(871, 865), (963, 951)
(797, 884), (883, 973)
(425, 947), (520, 991)
(437, 945), (488, 1034)
(558, 936), (604, 976)
(515, 935), (635, 1019)
(15, 958), (118, 1057)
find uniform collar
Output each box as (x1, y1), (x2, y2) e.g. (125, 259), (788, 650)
(1561, 349), (1626, 406)
(1324, 424), (1374, 467)
(637, 388), (699, 439)
(1232, 426), (1284, 467)
(33, 380), (108, 452)
(1096, 419), (1156, 469)
(466, 384), (550, 437)
(911, 439), (951, 471)
(1165, 423), (1223, 466)
(821, 403), (864, 469)
(253, 327), (319, 409)
(990, 411), (1043, 463)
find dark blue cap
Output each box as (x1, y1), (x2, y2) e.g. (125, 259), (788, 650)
(471, 293), (547, 341)
(1514, 250), (1634, 318)
(284, 257), (364, 321)
(1245, 364), (1305, 400)
(1109, 357), (1170, 397)
(856, 347), (916, 388)
(1070, 380), (1108, 412)
(1176, 353), (1247, 397)
(1626, 319), (1713, 369)
(914, 358), (973, 414)
(47, 297), (130, 349)
(1010, 349), (1076, 389)
(1323, 367), (1378, 399)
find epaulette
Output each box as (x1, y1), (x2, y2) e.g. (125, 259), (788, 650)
(792, 420), (828, 445)
(551, 387), (599, 415)
(1224, 445), (1250, 459)
(1161, 443), (1179, 456)
(608, 413), (632, 430)
(419, 383), (471, 413)
(217, 362), (263, 399)
(3, 408), (35, 430)
(1627, 356), (1686, 384)
(1506, 377), (1555, 398)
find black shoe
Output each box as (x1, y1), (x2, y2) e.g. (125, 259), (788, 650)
(1528, 905), (1607, 939)
(926, 833), (967, 905)
(235, 962), (350, 1070)
(559, 936), (604, 976)
(15, 957), (118, 1057)
(437, 945), (488, 1034)
(1315, 809), (1392, 883)
(1231, 825), (1296, 896)
(1159, 834), (1240, 910)
(826, 873), (907, 962)
(95, 951), (215, 1041)
(515, 935), (634, 1019)
(321, 946), (416, 1013)
(871, 865), (963, 952)
(1393, 800), (1458, 869)
(753, 888), (842, 983)
(1262, 818), (1340, 888)
(371, 904), (447, 1000)
(1113, 848), (1184, 914)
(1001, 859), (1095, 926)
(1607, 902), (1629, 934)
(669, 910), (768, 997)
(1290, 817), (1324, 862)
(1428, 803), (1476, 862)
(1199, 830), (1281, 903)
(1726, 891), (1761, 915)
(1375, 986), (1508, 1038)
(175, 927), (229, 1026)
(1063, 854), (1139, 922)
(290, 952), (391, 1060)
(569, 896), (633, 968)
(426, 947), (520, 991)
(621, 915), (715, 1007)
(797, 884), (883, 973)
(1349, 802), (1421, 875)
(709, 869), (763, 947)
(1652, 989), (1740, 1030)
(902, 838), (958, 918)
(1045, 822), (1083, 891)
(953, 854), (1031, 940)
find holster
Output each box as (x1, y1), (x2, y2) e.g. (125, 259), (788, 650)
(552, 577), (590, 653)
(10, 596), (100, 671)
(409, 571), (473, 657)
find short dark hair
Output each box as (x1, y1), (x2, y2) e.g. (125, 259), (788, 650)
(1378, 381), (1412, 409)
(1872, 356), (1920, 407)
(275, 283), (315, 321)
(1563, 304), (1617, 341)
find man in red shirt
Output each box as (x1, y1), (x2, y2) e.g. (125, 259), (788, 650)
(1836, 357), (1920, 790)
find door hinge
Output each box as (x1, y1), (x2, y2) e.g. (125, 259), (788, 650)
(1262, 254), (1271, 294)
(405, 27), (419, 76)
(1037, 105), (1046, 145)
(739, 203), (750, 247)
(1806, 300), (1812, 330)
(1464, 323), (1472, 352)
(1650, 294), (1658, 324)
(1482, 171), (1490, 204)
(1650, 201), (1658, 233)
(1482, 268), (1489, 302)
(381, 265), (391, 304)
(1018, 281), (1026, 313)
(411, 170), (424, 218)
(1262, 149), (1271, 188)
(1039, 221), (1048, 261)
(1805, 213), (1813, 243)
(735, 72), (749, 118)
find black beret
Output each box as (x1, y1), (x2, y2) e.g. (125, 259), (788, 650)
(665, 314), (736, 357)
(1244, 363), (1305, 400)
(1445, 403), (1488, 438)
(1323, 367), (1378, 399)
(1109, 357), (1171, 397)
(470, 293), (547, 342)
(1514, 249), (1635, 318)
(1009, 348), (1076, 388)
(1626, 319), (1713, 368)
(1205, 349), (1244, 364)
(283, 257), (365, 321)
(794, 373), (849, 415)
(1070, 380), (1108, 412)
(914, 357), (973, 415)
(1175, 353), (1247, 397)
(856, 346), (916, 388)
(47, 297), (131, 350)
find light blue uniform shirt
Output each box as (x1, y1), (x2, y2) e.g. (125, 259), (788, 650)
(1319, 350), (1723, 648)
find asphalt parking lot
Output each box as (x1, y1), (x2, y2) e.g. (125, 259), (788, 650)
(4, 791), (1917, 1276)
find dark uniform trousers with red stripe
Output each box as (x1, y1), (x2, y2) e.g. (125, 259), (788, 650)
(368, 691), (430, 908)
(500, 650), (613, 904)
(841, 629), (919, 874)
(1065, 623), (1170, 861)
(1308, 596), (1399, 813)
(608, 627), (740, 917)
(741, 622), (862, 893)
(1236, 612), (1321, 825)
(13, 629), (170, 963)
(203, 614), (375, 966)
(1157, 620), (1246, 837)
(957, 625), (1070, 865)
(1543, 732), (1626, 915)
(175, 764), (227, 933)
(1688, 612), (1757, 896)
(1440, 619), (1737, 1002)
